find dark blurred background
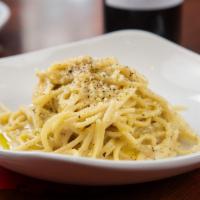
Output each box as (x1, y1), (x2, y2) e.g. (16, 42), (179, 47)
(0, 0), (199, 58)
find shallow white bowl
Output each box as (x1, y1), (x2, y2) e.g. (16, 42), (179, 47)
(0, 30), (200, 185)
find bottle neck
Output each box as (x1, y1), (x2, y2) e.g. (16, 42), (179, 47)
(105, 0), (184, 11)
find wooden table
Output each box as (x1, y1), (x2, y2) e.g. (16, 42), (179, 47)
(0, 0), (200, 199)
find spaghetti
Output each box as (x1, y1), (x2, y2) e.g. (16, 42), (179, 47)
(0, 56), (200, 160)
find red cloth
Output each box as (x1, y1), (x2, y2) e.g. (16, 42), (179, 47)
(0, 167), (68, 191)
(0, 167), (24, 189)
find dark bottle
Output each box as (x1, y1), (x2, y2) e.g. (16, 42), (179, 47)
(104, 0), (183, 43)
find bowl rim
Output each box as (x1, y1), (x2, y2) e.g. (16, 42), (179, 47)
(1, 149), (200, 170)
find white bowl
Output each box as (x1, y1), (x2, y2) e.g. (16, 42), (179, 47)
(0, 30), (200, 185)
(0, 1), (10, 29)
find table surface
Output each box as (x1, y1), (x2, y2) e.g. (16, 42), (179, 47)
(0, 0), (200, 199)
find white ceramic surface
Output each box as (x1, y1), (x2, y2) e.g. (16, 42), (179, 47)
(0, 30), (200, 185)
(0, 1), (10, 29)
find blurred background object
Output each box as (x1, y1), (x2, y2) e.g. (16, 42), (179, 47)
(0, 1), (10, 30)
(0, 0), (199, 57)
(104, 0), (183, 43)
(20, 0), (102, 52)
